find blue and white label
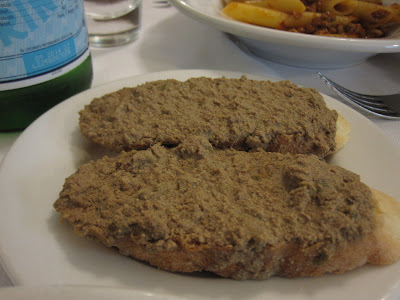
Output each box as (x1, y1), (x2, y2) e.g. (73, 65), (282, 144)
(0, 0), (89, 85)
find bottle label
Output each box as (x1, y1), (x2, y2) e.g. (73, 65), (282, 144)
(0, 0), (89, 90)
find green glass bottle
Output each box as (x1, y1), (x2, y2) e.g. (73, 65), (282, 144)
(0, 0), (93, 131)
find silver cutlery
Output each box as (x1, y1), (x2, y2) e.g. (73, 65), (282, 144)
(318, 72), (400, 119)
(152, 0), (171, 7)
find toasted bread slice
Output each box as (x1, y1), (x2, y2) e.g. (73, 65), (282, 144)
(54, 140), (398, 280)
(79, 76), (344, 158)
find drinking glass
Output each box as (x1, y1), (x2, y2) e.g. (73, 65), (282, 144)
(84, 0), (142, 47)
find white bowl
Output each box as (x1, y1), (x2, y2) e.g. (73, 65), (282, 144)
(169, 0), (400, 68)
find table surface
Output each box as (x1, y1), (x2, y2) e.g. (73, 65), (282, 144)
(1, 0), (399, 290)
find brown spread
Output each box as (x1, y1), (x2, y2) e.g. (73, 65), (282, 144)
(55, 137), (374, 257)
(79, 76), (338, 157)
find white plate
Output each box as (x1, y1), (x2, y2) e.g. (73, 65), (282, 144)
(0, 70), (400, 300)
(0, 286), (182, 300)
(169, 0), (400, 68)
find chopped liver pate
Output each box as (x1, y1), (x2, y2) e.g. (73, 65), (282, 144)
(54, 137), (375, 277)
(79, 76), (338, 157)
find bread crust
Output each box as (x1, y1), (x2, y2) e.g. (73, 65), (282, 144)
(368, 189), (400, 264)
(334, 114), (350, 152)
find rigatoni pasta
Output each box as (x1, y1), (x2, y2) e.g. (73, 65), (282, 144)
(245, 0), (306, 13)
(351, 1), (394, 26)
(320, 0), (358, 16)
(222, 0), (400, 38)
(222, 3), (288, 28)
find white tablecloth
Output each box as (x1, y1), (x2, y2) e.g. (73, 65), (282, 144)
(1, 0), (399, 288)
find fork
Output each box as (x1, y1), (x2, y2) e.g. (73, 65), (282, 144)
(317, 72), (400, 119)
(152, 0), (171, 7)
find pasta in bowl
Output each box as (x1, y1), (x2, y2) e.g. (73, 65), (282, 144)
(170, 0), (400, 68)
(222, 0), (400, 38)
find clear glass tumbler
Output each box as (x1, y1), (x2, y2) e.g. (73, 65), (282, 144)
(84, 0), (142, 47)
